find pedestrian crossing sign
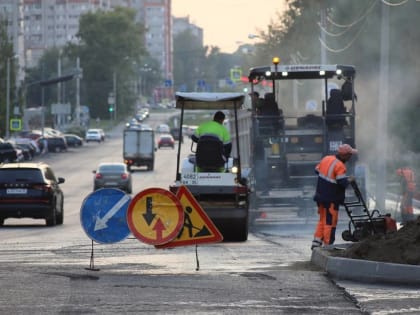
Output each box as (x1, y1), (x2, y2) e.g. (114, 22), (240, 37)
(155, 186), (223, 248)
(10, 118), (22, 131)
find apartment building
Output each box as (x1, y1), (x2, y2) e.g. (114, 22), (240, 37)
(1, 0), (173, 81)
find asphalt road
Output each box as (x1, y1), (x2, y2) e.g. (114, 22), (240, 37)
(0, 111), (419, 314)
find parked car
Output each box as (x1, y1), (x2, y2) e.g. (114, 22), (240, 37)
(0, 162), (65, 226)
(157, 134), (175, 149)
(0, 142), (22, 163)
(85, 129), (104, 143)
(15, 143), (35, 160)
(93, 162), (132, 193)
(64, 134), (83, 147)
(38, 136), (68, 153)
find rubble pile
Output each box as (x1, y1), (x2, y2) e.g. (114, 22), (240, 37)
(335, 216), (420, 265)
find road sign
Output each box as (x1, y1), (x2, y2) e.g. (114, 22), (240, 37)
(10, 118), (22, 131)
(230, 68), (242, 82)
(80, 188), (132, 244)
(156, 186), (223, 249)
(127, 188), (184, 245)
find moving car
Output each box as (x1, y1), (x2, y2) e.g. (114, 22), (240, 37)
(93, 162), (132, 193)
(157, 134), (175, 149)
(170, 127), (184, 143)
(85, 129), (104, 142)
(156, 124), (170, 134)
(0, 162), (65, 226)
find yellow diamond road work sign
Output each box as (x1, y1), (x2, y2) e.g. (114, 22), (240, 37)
(127, 187), (184, 245)
(156, 186), (223, 249)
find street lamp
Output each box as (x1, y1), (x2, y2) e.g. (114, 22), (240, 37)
(5, 55), (18, 139)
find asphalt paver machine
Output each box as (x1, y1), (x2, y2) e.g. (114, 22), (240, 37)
(245, 59), (367, 220)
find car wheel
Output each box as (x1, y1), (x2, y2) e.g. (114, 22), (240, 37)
(0, 217), (4, 226)
(46, 202), (57, 226)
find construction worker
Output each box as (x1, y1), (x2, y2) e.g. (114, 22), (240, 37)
(311, 143), (358, 250)
(396, 166), (416, 224)
(192, 111), (231, 172)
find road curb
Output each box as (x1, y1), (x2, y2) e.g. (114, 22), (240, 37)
(311, 246), (420, 284)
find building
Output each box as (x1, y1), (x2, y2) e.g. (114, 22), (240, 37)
(173, 15), (203, 44)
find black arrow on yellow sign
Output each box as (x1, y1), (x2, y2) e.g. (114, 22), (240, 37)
(142, 196), (156, 225)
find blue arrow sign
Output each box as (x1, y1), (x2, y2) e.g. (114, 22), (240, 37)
(80, 188), (132, 244)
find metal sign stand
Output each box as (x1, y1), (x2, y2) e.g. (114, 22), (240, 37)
(85, 240), (100, 271)
(195, 244), (200, 271)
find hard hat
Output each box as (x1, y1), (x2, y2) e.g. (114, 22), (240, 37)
(338, 144), (357, 155)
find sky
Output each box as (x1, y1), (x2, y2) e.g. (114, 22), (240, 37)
(172, 0), (287, 53)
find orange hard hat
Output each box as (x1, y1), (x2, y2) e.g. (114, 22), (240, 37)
(338, 144), (358, 155)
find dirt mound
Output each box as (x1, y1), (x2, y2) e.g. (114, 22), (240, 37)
(335, 216), (420, 265)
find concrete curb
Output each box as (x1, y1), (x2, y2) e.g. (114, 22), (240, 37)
(311, 246), (420, 284)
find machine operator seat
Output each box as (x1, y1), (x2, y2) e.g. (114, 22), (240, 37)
(195, 135), (226, 172)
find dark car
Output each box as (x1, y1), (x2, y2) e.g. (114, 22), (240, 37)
(0, 162), (65, 226)
(38, 136), (68, 153)
(93, 162), (132, 193)
(157, 134), (175, 149)
(64, 134), (83, 147)
(0, 142), (18, 163)
(170, 127), (184, 143)
(15, 143), (35, 160)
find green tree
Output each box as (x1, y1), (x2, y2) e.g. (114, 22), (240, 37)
(173, 29), (207, 91)
(65, 7), (147, 119)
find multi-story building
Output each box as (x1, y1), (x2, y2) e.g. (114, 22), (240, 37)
(173, 15), (203, 44)
(0, 0), (25, 83)
(2, 0), (174, 95)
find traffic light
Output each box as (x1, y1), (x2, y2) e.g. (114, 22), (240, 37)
(109, 106), (114, 112)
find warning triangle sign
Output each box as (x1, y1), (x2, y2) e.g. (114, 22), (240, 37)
(155, 186), (223, 248)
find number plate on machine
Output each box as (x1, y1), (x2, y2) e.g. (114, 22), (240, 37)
(181, 172), (198, 185)
(7, 188), (27, 194)
(181, 172), (236, 186)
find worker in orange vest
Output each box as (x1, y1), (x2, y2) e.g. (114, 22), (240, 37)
(396, 167), (416, 224)
(311, 144), (357, 250)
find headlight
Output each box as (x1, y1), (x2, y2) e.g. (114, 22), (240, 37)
(231, 166), (238, 174)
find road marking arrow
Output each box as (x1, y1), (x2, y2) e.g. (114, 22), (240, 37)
(94, 194), (131, 231)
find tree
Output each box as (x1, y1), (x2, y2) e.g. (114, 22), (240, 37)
(173, 30), (207, 92)
(64, 7), (147, 119)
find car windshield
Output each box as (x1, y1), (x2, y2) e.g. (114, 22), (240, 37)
(98, 164), (125, 173)
(0, 169), (44, 183)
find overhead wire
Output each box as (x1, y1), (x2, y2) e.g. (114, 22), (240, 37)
(326, 0), (378, 29)
(319, 17), (368, 53)
(381, 0), (409, 6)
(319, 0), (377, 53)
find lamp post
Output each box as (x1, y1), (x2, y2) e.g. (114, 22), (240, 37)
(5, 55), (18, 139)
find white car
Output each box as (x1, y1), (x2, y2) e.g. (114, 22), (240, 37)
(85, 129), (103, 143)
